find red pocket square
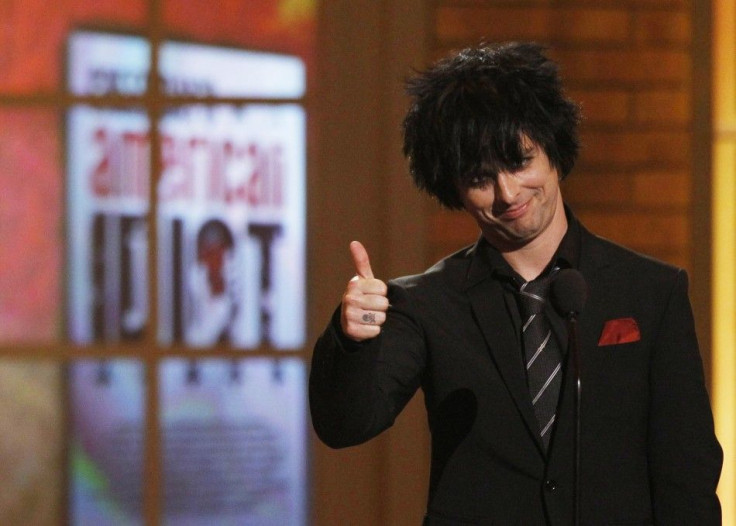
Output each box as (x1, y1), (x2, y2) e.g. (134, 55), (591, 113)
(598, 317), (641, 346)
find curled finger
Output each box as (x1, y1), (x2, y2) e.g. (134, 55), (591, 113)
(361, 310), (386, 326)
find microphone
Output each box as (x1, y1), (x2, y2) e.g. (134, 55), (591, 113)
(551, 268), (588, 320)
(550, 268), (588, 526)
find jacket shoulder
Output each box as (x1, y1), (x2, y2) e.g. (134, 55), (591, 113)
(390, 243), (476, 292)
(583, 230), (684, 279)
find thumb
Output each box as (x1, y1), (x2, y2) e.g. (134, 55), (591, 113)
(349, 240), (374, 279)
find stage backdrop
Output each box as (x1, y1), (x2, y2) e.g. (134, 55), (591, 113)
(0, 2), (315, 525)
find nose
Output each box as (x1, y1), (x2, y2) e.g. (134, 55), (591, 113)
(494, 172), (520, 204)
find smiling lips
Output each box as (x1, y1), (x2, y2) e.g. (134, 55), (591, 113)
(496, 200), (530, 220)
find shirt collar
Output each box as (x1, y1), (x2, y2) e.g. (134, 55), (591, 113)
(481, 204), (581, 285)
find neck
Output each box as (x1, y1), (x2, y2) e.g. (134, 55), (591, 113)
(501, 196), (568, 281)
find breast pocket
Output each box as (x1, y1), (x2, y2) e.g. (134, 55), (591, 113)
(585, 339), (651, 425)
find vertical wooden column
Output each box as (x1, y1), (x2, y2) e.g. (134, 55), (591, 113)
(309, 1), (430, 525)
(379, 3), (432, 525)
(711, 0), (736, 519)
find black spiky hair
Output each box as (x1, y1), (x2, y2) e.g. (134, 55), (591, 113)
(402, 42), (581, 209)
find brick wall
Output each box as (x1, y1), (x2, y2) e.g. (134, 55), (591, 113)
(429, 0), (695, 273)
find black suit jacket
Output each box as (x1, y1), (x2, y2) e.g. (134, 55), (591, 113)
(310, 222), (722, 525)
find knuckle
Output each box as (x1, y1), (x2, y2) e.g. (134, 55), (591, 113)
(342, 293), (362, 308)
(346, 308), (363, 322)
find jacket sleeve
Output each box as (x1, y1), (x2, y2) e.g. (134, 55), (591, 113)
(648, 269), (723, 524)
(309, 282), (426, 449)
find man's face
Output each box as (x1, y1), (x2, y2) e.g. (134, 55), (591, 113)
(199, 241), (230, 295)
(458, 140), (565, 252)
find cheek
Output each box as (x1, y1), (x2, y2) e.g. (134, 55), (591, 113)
(463, 188), (495, 209)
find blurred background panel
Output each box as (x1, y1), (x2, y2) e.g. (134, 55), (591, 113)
(159, 357), (307, 525)
(0, 360), (63, 525)
(0, 0), (147, 95)
(156, 103), (306, 350)
(161, 0), (314, 63)
(69, 359), (145, 526)
(0, 108), (63, 343)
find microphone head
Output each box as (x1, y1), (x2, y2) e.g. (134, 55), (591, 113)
(551, 268), (588, 318)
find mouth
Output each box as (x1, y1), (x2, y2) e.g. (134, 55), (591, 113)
(496, 200), (530, 220)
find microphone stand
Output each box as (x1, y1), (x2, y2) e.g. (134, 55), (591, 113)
(551, 268), (588, 526)
(567, 311), (582, 526)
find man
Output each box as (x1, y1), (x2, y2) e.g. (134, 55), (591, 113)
(309, 42), (722, 524)
(186, 218), (237, 346)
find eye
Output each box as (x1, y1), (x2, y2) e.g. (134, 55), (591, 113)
(510, 154), (534, 173)
(467, 175), (491, 188)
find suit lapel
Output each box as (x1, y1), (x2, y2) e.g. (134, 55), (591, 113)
(575, 225), (613, 375)
(464, 243), (545, 453)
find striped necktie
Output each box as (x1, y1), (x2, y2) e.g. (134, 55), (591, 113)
(517, 272), (562, 450)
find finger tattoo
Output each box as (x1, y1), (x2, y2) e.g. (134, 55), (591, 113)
(362, 312), (376, 324)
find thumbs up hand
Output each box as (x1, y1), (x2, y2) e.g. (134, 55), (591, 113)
(340, 241), (389, 341)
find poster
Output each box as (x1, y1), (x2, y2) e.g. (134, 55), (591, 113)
(67, 30), (306, 349)
(66, 29), (308, 526)
(156, 104), (305, 349)
(67, 105), (150, 343)
(69, 360), (145, 526)
(160, 358), (307, 525)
